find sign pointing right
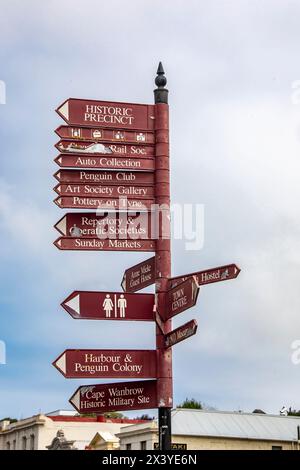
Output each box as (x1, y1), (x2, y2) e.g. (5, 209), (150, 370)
(169, 264), (241, 289)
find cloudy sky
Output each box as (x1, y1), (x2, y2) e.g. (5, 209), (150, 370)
(0, 0), (300, 419)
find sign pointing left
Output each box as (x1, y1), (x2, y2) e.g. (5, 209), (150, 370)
(53, 349), (157, 379)
(61, 290), (155, 321)
(56, 98), (155, 130)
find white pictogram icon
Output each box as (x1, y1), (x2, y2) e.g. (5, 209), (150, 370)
(114, 131), (125, 140)
(220, 269), (229, 280)
(103, 294), (114, 318)
(71, 128), (81, 138)
(118, 294), (127, 318)
(136, 132), (146, 142)
(102, 294), (127, 318)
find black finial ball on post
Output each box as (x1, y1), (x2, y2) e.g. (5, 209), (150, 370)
(154, 62), (168, 104)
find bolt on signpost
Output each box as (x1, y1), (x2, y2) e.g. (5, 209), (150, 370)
(52, 63), (240, 452)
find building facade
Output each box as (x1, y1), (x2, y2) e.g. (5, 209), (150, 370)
(0, 411), (145, 450)
(117, 409), (300, 451)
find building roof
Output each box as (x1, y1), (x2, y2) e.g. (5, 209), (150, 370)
(171, 409), (300, 442)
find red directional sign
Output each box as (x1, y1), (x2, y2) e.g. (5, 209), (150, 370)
(121, 256), (155, 293)
(165, 277), (199, 320)
(54, 154), (155, 171)
(56, 99), (155, 130)
(164, 320), (198, 348)
(54, 196), (154, 211)
(69, 380), (158, 414)
(54, 169), (154, 185)
(170, 264), (241, 288)
(61, 290), (155, 321)
(54, 183), (154, 199)
(55, 125), (155, 144)
(54, 212), (155, 239)
(53, 349), (157, 379)
(54, 237), (155, 252)
(55, 140), (154, 157)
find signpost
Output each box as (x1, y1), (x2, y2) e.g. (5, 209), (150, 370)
(55, 125), (155, 144)
(69, 380), (158, 414)
(54, 183), (154, 199)
(169, 264), (241, 288)
(164, 277), (199, 320)
(52, 64), (241, 451)
(164, 320), (198, 348)
(54, 196), (154, 211)
(54, 169), (154, 185)
(56, 99), (155, 130)
(55, 140), (154, 157)
(121, 256), (155, 293)
(54, 212), (155, 239)
(53, 349), (157, 379)
(54, 237), (156, 252)
(54, 154), (155, 171)
(61, 290), (155, 321)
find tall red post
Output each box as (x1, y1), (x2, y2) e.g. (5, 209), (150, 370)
(154, 62), (173, 451)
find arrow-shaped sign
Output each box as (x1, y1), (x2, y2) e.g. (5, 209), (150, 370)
(54, 169), (154, 185)
(53, 183), (154, 199)
(69, 380), (158, 414)
(54, 237), (156, 252)
(169, 264), (241, 288)
(54, 212), (154, 239)
(54, 154), (155, 171)
(55, 125), (155, 144)
(164, 276), (199, 320)
(61, 290), (155, 321)
(56, 98), (155, 130)
(121, 256), (155, 293)
(53, 349), (157, 379)
(55, 140), (154, 157)
(164, 319), (198, 348)
(53, 195), (155, 211)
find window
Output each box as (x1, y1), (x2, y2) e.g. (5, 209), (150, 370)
(140, 441), (147, 450)
(22, 436), (27, 450)
(272, 445), (282, 450)
(13, 440), (16, 450)
(6, 441), (10, 450)
(30, 434), (35, 450)
(126, 443), (132, 450)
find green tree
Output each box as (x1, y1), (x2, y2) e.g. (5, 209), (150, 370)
(177, 398), (203, 409)
(288, 408), (300, 416)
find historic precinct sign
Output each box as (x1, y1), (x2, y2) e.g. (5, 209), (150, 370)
(69, 380), (158, 414)
(164, 320), (198, 348)
(54, 237), (156, 252)
(54, 183), (154, 199)
(55, 125), (155, 145)
(54, 196), (155, 211)
(54, 212), (155, 239)
(54, 169), (154, 185)
(169, 264), (241, 288)
(54, 154), (155, 171)
(121, 256), (155, 293)
(56, 99), (155, 130)
(55, 140), (154, 157)
(165, 277), (199, 320)
(61, 290), (155, 321)
(53, 349), (157, 379)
